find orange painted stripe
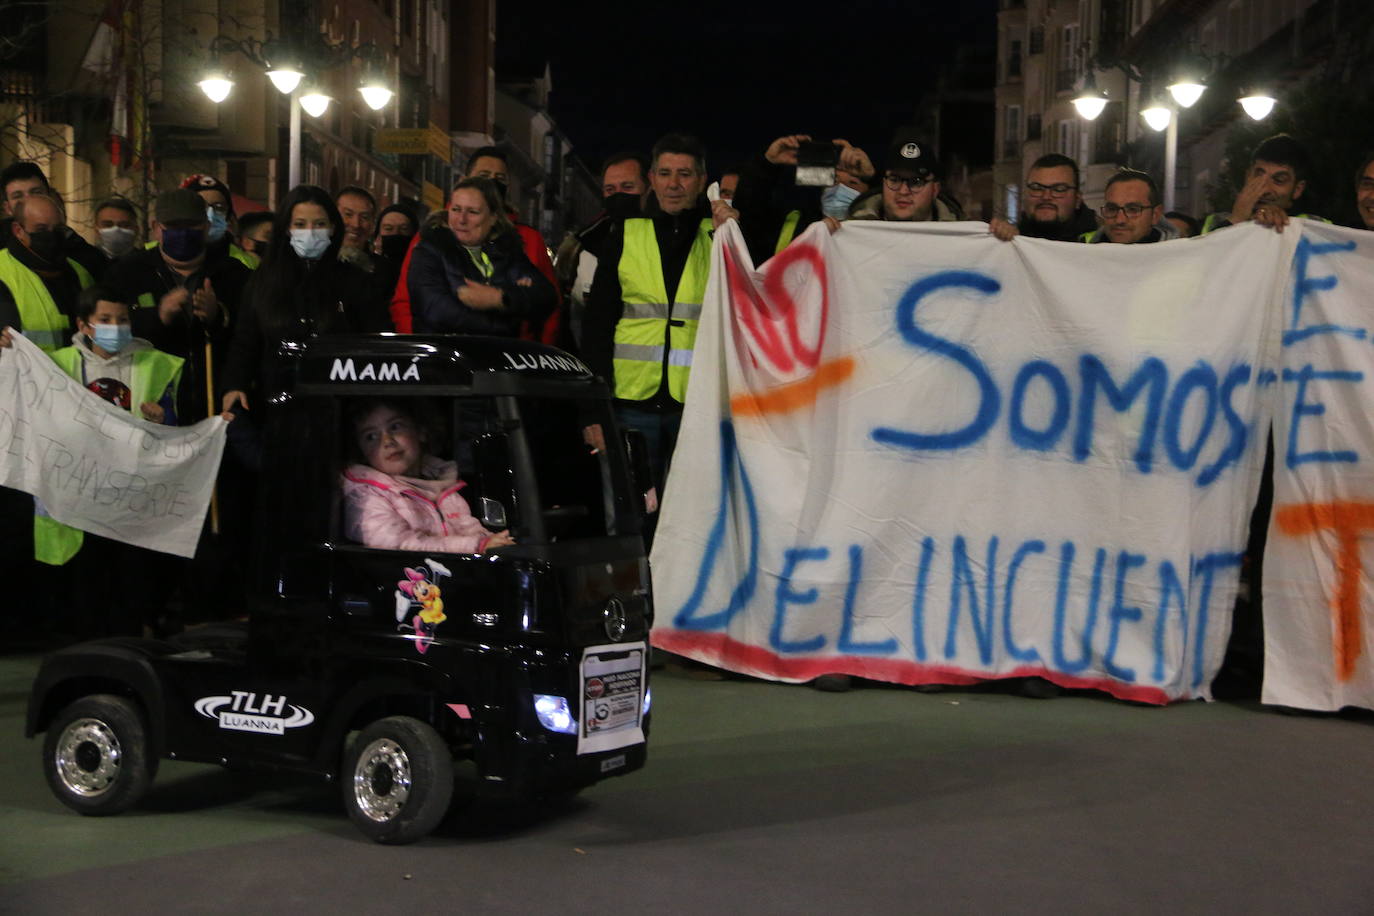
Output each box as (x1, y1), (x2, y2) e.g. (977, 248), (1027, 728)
(730, 356), (855, 418)
(1275, 501), (1374, 682)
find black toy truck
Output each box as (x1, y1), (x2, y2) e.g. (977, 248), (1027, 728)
(26, 335), (653, 844)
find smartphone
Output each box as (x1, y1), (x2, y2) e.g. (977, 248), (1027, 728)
(795, 141), (839, 187)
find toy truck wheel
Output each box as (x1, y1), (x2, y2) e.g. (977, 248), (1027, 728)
(342, 716), (454, 845)
(42, 694), (154, 816)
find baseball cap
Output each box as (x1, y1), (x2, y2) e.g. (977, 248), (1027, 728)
(882, 137), (942, 179)
(155, 188), (209, 225)
(181, 173), (235, 215)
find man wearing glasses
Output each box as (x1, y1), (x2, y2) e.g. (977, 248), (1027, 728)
(1082, 169), (1178, 244)
(847, 137), (961, 223)
(990, 154), (1098, 242)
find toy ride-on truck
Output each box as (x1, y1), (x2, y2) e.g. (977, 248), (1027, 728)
(27, 335), (654, 844)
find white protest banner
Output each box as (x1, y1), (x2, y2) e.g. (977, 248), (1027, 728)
(1262, 223), (1374, 711)
(651, 219), (1297, 704)
(0, 331), (227, 558)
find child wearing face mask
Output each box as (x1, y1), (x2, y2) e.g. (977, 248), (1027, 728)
(0, 284), (184, 424)
(0, 283), (185, 638)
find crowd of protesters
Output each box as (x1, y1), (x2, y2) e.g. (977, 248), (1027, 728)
(1, 129), (1370, 671)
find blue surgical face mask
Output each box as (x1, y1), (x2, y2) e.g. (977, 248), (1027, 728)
(289, 227), (332, 260)
(206, 207), (228, 243)
(91, 323), (133, 354)
(820, 183), (861, 220)
(161, 227), (206, 262)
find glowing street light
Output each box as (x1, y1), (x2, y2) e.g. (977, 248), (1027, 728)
(358, 80), (393, 111)
(298, 87), (332, 118)
(1239, 93), (1277, 120)
(1072, 72), (1108, 121)
(1167, 81), (1206, 108)
(267, 66), (304, 95)
(197, 73), (234, 103)
(1140, 103), (1173, 132)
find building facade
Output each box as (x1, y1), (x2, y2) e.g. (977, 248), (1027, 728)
(994, 0), (1371, 223)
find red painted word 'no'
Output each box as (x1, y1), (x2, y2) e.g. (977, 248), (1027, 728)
(723, 239), (854, 418)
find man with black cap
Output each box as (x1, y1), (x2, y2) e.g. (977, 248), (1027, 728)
(104, 188), (249, 422)
(846, 136), (962, 222)
(182, 173), (259, 270)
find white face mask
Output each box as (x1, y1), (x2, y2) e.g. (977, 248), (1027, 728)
(98, 225), (136, 257)
(289, 227), (332, 260)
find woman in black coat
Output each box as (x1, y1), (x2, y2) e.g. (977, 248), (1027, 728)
(407, 177), (556, 335)
(221, 184), (393, 413)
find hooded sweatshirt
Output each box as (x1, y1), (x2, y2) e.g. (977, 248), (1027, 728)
(57, 330), (180, 422)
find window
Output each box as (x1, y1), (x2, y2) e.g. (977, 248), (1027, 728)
(1008, 40), (1022, 79)
(1057, 119), (1078, 158)
(1003, 105), (1022, 159)
(1030, 27), (1045, 54)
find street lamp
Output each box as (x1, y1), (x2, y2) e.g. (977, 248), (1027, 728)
(198, 33), (394, 190)
(1239, 92), (1277, 120)
(1071, 72), (1108, 121)
(298, 85), (332, 119)
(1074, 57), (1277, 212)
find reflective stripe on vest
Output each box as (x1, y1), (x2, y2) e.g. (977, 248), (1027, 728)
(613, 217), (712, 402)
(773, 210), (802, 255)
(229, 243), (260, 270)
(0, 250), (90, 352)
(35, 347), (186, 564)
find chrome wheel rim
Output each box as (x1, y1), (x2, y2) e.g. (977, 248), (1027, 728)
(54, 717), (122, 797)
(352, 738), (411, 822)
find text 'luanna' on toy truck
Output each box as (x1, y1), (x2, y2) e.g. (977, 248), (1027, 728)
(28, 334), (655, 844)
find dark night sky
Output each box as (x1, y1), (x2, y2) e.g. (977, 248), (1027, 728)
(497, 0), (998, 178)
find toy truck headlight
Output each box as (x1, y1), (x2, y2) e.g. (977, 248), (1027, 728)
(533, 694), (576, 734)
(642, 686), (651, 717)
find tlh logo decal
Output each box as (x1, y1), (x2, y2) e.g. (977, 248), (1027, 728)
(194, 691), (316, 735)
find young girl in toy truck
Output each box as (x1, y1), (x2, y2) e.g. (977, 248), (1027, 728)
(340, 397), (514, 553)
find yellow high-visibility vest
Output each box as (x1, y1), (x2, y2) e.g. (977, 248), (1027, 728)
(0, 249), (92, 351)
(612, 217), (712, 402)
(34, 345), (184, 565)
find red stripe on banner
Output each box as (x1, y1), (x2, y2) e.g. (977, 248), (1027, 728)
(652, 629), (1173, 706)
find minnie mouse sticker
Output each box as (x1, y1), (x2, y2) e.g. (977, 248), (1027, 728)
(394, 558), (452, 654)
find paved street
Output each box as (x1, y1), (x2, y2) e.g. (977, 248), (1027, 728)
(3, 649), (1374, 914)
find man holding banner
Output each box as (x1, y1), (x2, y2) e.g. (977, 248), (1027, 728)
(649, 212), (1348, 708)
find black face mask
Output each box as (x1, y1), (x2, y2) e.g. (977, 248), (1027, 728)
(162, 227), (206, 262)
(379, 233), (412, 261)
(24, 228), (63, 263)
(603, 192), (641, 219)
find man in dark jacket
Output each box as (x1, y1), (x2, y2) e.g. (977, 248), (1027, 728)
(990, 153), (1099, 242)
(1, 161), (107, 280)
(582, 133), (722, 529)
(104, 189), (249, 422)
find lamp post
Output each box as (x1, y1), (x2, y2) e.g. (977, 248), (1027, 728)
(197, 34), (393, 191)
(1072, 55), (1277, 213)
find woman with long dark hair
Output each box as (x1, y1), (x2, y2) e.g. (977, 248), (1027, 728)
(221, 185), (392, 413)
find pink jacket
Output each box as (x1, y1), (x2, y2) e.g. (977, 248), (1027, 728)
(341, 457), (493, 553)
